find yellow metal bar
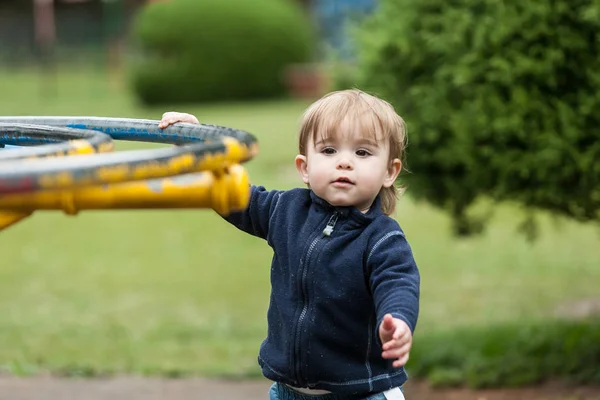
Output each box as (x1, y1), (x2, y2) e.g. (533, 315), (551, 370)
(0, 139), (112, 232)
(0, 164), (250, 217)
(0, 211), (33, 231)
(91, 137), (253, 184)
(21, 136), (251, 193)
(0, 119), (258, 231)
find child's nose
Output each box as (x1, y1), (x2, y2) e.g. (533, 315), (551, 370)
(336, 158), (352, 169)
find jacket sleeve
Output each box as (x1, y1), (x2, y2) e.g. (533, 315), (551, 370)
(367, 230), (420, 344)
(222, 185), (282, 240)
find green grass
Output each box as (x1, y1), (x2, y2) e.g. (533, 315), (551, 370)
(1, 67), (599, 378)
(410, 318), (600, 388)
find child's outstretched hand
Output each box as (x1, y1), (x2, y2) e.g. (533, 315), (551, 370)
(379, 314), (412, 368)
(158, 112), (199, 129)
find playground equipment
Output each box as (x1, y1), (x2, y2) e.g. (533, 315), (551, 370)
(0, 117), (258, 231)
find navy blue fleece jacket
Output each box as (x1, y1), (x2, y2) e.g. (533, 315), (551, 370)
(225, 186), (420, 395)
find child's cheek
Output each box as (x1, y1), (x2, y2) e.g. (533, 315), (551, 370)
(312, 169), (330, 189)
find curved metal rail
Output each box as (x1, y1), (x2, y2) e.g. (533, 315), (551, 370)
(0, 117), (258, 230)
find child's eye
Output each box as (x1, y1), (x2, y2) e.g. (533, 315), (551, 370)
(356, 149), (371, 157)
(322, 147), (336, 155)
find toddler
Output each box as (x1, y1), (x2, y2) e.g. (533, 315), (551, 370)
(159, 89), (420, 399)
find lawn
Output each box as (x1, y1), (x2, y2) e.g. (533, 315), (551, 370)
(0, 66), (598, 377)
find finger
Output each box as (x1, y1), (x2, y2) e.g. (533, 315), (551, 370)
(382, 337), (400, 351)
(392, 353), (410, 368)
(165, 119), (179, 127)
(382, 314), (394, 331)
(382, 341), (411, 358)
(382, 342), (411, 359)
(379, 315), (395, 344)
(382, 333), (410, 351)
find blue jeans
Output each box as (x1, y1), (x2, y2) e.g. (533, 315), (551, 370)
(269, 382), (400, 400)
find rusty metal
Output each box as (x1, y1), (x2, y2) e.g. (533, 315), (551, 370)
(0, 117), (258, 230)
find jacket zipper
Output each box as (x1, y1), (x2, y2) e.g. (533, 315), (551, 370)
(294, 211), (339, 384)
(322, 212), (339, 236)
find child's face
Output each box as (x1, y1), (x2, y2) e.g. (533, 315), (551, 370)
(295, 124), (401, 213)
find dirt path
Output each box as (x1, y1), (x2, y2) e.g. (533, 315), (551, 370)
(0, 376), (599, 400)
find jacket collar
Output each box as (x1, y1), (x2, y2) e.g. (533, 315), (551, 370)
(309, 190), (384, 224)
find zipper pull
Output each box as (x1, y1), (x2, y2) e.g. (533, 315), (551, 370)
(323, 212), (339, 236)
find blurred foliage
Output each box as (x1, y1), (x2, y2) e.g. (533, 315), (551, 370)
(355, 0), (600, 236)
(128, 0), (314, 104)
(410, 318), (600, 388)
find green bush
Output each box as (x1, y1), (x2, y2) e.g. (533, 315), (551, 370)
(409, 318), (600, 388)
(355, 0), (600, 235)
(129, 0), (314, 104)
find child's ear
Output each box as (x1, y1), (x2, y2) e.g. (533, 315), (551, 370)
(295, 154), (309, 184)
(383, 158), (402, 188)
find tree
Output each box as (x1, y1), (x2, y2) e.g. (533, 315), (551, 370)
(355, 0), (600, 235)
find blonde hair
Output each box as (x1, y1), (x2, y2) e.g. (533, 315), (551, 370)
(298, 89), (407, 215)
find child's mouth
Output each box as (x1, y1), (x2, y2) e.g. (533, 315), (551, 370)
(332, 177), (354, 187)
